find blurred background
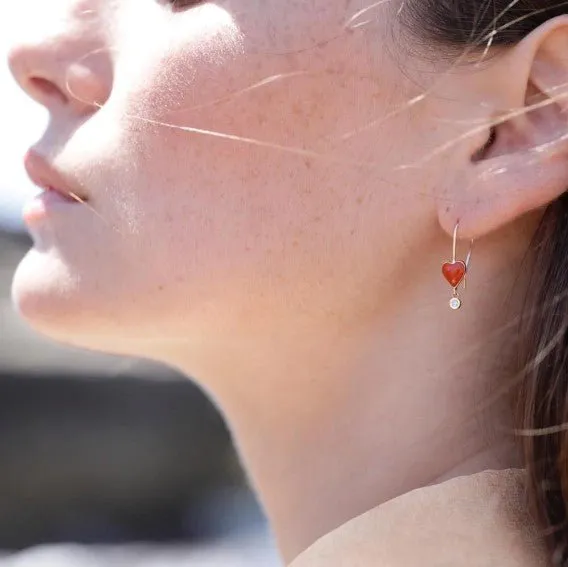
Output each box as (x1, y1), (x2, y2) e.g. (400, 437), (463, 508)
(0, 14), (281, 567)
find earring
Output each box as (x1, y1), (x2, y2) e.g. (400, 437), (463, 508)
(441, 221), (474, 310)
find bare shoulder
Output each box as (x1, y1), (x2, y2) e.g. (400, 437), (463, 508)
(287, 509), (386, 567)
(288, 541), (373, 567)
(288, 470), (548, 567)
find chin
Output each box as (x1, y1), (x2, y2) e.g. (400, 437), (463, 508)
(11, 249), (107, 352)
(10, 249), (169, 361)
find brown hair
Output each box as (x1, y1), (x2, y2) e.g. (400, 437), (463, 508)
(400, 1), (568, 565)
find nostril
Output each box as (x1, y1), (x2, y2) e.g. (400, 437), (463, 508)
(27, 76), (68, 104)
(7, 45), (68, 106)
(7, 43), (112, 113)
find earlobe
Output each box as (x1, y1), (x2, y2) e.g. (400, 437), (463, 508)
(438, 16), (568, 241)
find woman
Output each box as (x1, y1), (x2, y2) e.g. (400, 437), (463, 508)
(6, 0), (568, 565)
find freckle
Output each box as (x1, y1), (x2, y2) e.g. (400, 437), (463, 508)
(356, 196), (363, 204)
(158, 285), (164, 291)
(445, 206), (450, 212)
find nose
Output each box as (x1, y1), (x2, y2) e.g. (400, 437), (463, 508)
(7, 17), (112, 115)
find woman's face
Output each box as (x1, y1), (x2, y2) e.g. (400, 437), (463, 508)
(8, 0), (474, 368)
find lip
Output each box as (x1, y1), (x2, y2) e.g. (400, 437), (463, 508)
(23, 149), (88, 202)
(22, 190), (85, 224)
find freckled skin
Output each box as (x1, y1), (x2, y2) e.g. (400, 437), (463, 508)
(8, 0), (472, 366)
(10, 5), (528, 560)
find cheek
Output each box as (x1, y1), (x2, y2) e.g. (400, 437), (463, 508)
(74, 2), (434, 333)
(126, 115), (394, 324)
(106, 25), (416, 284)
(115, 0), (394, 158)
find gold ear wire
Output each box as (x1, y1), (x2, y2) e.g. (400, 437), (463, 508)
(452, 221), (474, 267)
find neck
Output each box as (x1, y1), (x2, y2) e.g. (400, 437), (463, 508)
(159, 223), (534, 564)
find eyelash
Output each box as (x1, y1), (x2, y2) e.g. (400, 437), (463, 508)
(165, 0), (205, 10)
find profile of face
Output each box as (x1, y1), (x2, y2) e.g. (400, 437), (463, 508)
(7, 0), (492, 375)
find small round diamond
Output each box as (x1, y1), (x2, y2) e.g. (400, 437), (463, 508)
(449, 297), (461, 310)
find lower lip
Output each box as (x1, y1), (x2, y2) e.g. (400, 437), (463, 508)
(23, 190), (82, 223)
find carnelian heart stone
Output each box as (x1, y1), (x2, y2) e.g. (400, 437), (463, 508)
(442, 261), (466, 288)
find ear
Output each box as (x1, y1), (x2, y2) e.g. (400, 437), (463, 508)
(438, 16), (568, 240)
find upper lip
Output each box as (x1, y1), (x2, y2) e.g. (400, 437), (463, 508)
(23, 149), (88, 201)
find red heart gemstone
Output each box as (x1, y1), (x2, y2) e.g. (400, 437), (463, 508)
(442, 261), (466, 288)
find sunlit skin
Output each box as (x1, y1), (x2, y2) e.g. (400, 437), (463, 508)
(7, 0), (568, 563)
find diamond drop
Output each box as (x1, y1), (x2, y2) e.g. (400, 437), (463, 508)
(449, 297), (461, 310)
